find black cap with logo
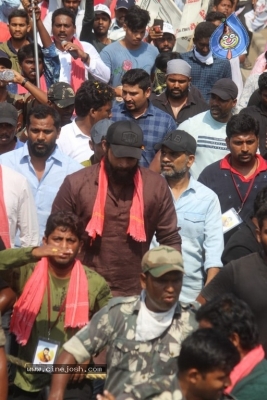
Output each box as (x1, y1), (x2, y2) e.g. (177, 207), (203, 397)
(106, 120), (144, 159)
(154, 130), (196, 155)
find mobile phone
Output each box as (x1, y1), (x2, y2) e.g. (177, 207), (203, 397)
(154, 19), (163, 33)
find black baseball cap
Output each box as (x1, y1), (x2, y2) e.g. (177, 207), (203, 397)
(47, 82), (75, 108)
(155, 130), (196, 155)
(209, 78), (238, 100)
(106, 120), (144, 159)
(0, 51), (11, 69)
(0, 103), (18, 126)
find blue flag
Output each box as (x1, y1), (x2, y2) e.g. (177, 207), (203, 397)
(210, 13), (249, 59)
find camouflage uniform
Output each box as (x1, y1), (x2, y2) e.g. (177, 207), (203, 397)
(63, 296), (197, 397)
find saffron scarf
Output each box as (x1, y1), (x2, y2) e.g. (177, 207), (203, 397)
(10, 257), (89, 346)
(17, 74), (47, 94)
(69, 37), (86, 92)
(0, 166), (11, 249)
(86, 158), (146, 242)
(225, 345), (265, 393)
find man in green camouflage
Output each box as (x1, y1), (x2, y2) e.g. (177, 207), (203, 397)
(48, 245), (198, 400)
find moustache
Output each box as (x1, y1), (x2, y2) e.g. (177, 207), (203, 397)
(161, 163), (174, 168)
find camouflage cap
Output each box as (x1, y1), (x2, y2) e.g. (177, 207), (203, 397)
(141, 245), (184, 277)
(47, 82), (75, 108)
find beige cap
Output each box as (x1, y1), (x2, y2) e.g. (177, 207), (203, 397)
(141, 246), (184, 277)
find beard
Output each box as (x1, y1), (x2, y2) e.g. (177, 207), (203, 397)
(161, 163), (188, 180)
(167, 87), (188, 100)
(104, 155), (139, 185)
(28, 141), (55, 158)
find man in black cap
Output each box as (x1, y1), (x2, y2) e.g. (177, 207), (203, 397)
(154, 130), (223, 303)
(47, 82), (75, 127)
(52, 120), (181, 297)
(0, 103), (24, 155)
(108, 0), (135, 41)
(179, 78), (237, 179)
(83, 118), (113, 166)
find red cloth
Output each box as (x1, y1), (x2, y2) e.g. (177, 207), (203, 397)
(0, 22), (10, 41)
(40, 0), (49, 20)
(86, 158), (146, 242)
(10, 257), (89, 345)
(225, 345), (265, 393)
(17, 74), (47, 94)
(70, 37), (86, 92)
(0, 166), (11, 249)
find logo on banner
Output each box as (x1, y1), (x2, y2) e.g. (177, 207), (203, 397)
(210, 13), (249, 59)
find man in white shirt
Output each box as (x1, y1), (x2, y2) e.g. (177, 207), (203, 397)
(57, 80), (114, 164)
(179, 79), (237, 179)
(1, 165), (39, 248)
(43, 0), (84, 38)
(51, 7), (110, 92)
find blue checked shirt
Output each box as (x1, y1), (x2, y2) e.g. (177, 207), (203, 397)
(111, 101), (177, 167)
(181, 50), (232, 101)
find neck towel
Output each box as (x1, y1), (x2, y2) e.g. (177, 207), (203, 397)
(10, 257), (89, 345)
(194, 47), (214, 65)
(0, 166), (11, 249)
(135, 290), (176, 341)
(86, 158), (146, 242)
(17, 74), (47, 95)
(225, 345), (265, 393)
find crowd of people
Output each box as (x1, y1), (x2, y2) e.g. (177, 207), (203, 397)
(0, 0), (267, 399)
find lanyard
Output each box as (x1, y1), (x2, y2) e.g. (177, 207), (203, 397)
(47, 276), (66, 339)
(230, 169), (256, 214)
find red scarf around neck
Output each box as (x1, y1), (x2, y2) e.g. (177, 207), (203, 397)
(86, 159), (146, 242)
(10, 257), (89, 345)
(225, 345), (265, 393)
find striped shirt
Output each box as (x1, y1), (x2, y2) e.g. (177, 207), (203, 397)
(179, 111), (229, 179)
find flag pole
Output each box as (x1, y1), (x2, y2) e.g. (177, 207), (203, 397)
(31, 0), (40, 88)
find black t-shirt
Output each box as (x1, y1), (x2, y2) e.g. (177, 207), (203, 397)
(222, 219), (262, 265)
(201, 252), (267, 356)
(248, 89), (261, 107)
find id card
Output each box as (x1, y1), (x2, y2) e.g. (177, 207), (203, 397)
(32, 337), (60, 373)
(222, 208), (243, 234)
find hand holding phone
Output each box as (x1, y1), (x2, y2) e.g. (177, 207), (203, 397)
(154, 19), (163, 33)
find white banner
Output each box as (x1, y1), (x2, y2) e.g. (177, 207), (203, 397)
(176, 0), (210, 50)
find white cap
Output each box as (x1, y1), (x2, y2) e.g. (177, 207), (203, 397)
(163, 22), (175, 35)
(94, 4), (111, 18)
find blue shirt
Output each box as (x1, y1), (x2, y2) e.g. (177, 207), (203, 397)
(15, 139), (24, 149)
(171, 176), (223, 303)
(100, 41), (159, 87)
(0, 145), (83, 241)
(111, 101), (177, 167)
(181, 50), (232, 101)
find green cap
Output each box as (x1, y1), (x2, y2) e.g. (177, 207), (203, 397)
(141, 245), (184, 277)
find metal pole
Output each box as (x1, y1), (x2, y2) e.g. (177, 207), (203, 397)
(31, 0), (40, 88)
